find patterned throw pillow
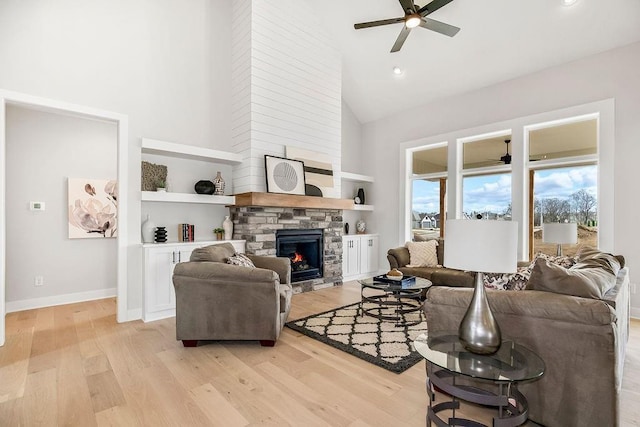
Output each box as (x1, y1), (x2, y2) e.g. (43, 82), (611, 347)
(227, 253), (255, 268)
(483, 266), (532, 291)
(533, 252), (577, 269)
(405, 240), (439, 267)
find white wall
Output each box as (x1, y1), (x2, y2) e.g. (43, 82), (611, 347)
(0, 0), (234, 314)
(5, 105), (117, 309)
(364, 41), (640, 314)
(231, 0), (342, 195)
(341, 100), (363, 174)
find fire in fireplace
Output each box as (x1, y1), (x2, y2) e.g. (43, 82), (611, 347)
(275, 229), (323, 282)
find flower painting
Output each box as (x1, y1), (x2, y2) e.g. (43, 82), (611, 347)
(68, 178), (118, 238)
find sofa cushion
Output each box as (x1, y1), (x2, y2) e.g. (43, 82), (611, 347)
(576, 246), (623, 274)
(483, 265), (531, 291)
(527, 257), (618, 299)
(406, 240), (438, 267)
(227, 253), (256, 268)
(533, 251), (577, 269)
(190, 242), (236, 263)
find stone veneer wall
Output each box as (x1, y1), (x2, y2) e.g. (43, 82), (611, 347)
(229, 206), (343, 294)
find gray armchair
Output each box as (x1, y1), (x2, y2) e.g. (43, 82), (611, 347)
(172, 243), (292, 347)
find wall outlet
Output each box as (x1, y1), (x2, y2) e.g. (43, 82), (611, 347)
(34, 276), (44, 287)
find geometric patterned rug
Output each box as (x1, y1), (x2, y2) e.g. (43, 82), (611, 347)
(285, 302), (428, 373)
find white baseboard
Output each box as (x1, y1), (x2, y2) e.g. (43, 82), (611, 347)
(6, 288), (117, 313)
(127, 308), (142, 322)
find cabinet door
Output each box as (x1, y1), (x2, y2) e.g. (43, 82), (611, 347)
(342, 236), (360, 278)
(143, 246), (180, 322)
(359, 235), (379, 275)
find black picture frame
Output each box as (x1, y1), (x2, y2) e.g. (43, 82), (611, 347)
(264, 155), (306, 195)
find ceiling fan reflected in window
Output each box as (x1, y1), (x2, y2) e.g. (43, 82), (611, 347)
(354, 0), (460, 53)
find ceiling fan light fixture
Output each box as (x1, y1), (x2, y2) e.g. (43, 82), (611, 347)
(405, 14), (421, 28)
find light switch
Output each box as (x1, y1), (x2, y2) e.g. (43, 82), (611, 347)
(30, 201), (46, 211)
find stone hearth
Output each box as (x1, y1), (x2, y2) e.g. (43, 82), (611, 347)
(229, 206), (343, 294)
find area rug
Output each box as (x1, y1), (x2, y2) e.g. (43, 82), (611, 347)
(285, 302), (427, 373)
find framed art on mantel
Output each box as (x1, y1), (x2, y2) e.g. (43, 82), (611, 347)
(264, 155), (306, 195)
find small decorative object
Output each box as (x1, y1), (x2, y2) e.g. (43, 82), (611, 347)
(344, 222), (350, 234)
(154, 226), (167, 243)
(354, 196), (361, 204)
(156, 179), (166, 192)
(305, 184), (323, 197)
(222, 215), (233, 240)
(286, 145), (337, 198)
(444, 219), (518, 355)
(194, 180), (215, 195)
(213, 227), (225, 240)
(264, 155), (306, 195)
(356, 219), (366, 234)
(141, 214), (155, 243)
(141, 161), (167, 191)
(356, 188), (365, 205)
(213, 172), (225, 195)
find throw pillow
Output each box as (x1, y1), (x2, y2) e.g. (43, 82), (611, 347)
(405, 240), (439, 267)
(576, 246), (623, 275)
(190, 242), (236, 263)
(527, 257), (617, 299)
(227, 253), (256, 268)
(483, 266), (531, 291)
(532, 251), (577, 269)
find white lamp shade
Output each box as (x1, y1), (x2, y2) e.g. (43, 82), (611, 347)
(542, 222), (578, 244)
(444, 219), (518, 273)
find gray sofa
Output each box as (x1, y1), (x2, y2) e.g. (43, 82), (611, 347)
(424, 250), (630, 427)
(387, 238), (475, 287)
(172, 243), (292, 347)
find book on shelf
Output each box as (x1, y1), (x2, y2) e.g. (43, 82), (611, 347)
(178, 223), (195, 242)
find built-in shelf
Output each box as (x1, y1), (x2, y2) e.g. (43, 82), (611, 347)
(142, 239), (245, 248)
(341, 171), (374, 183)
(141, 138), (242, 164)
(142, 191), (235, 205)
(352, 204), (374, 211)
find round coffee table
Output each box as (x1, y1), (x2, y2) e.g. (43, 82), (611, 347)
(357, 276), (432, 326)
(414, 332), (545, 426)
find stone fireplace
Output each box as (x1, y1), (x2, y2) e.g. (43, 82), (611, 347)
(228, 205), (343, 294)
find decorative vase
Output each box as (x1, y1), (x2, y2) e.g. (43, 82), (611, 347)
(222, 215), (233, 240)
(194, 180), (214, 195)
(154, 226), (167, 243)
(356, 219), (366, 234)
(356, 188), (365, 205)
(344, 222), (349, 234)
(458, 272), (502, 355)
(213, 171), (225, 195)
(141, 214), (155, 243)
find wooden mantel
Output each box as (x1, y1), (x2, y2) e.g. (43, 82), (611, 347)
(231, 192), (354, 210)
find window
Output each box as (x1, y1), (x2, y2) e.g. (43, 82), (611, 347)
(410, 144), (447, 240)
(463, 173), (512, 220)
(528, 118), (598, 258)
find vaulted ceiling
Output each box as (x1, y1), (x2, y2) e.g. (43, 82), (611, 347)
(311, 0), (640, 124)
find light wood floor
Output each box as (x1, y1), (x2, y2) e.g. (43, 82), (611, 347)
(0, 281), (639, 426)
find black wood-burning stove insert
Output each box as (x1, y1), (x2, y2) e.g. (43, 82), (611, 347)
(275, 229), (323, 282)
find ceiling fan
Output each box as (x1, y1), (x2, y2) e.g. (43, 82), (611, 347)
(499, 139), (512, 164)
(354, 0), (460, 53)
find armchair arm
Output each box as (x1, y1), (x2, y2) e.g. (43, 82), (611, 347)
(387, 247), (410, 269)
(247, 255), (291, 285)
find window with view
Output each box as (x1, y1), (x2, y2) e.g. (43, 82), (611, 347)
(529, 118), (598, 258)
(410, 144), (447, 241)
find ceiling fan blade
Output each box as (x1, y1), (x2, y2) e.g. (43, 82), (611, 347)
(418, 0), (455, 16)
(354, 17), (405, 30)
(391, 26), (411, 52)
(399, 0), (417, 14)
(419, 17), (460, 37)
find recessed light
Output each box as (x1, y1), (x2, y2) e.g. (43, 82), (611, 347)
(393, 66), (403, 75)
(561, 0), (577, 6)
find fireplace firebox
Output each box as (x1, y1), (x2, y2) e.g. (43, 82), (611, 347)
(276, 229), (323, 282)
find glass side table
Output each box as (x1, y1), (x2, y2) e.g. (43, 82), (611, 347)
(414, 332), (545, 427)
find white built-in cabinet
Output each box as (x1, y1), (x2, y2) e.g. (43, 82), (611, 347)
(342, 234), (379, 281)
(142, 240), (246, 322)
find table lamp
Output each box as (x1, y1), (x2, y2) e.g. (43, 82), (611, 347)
(444, 219), (518, 355)
(542, 222), (578, 256)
